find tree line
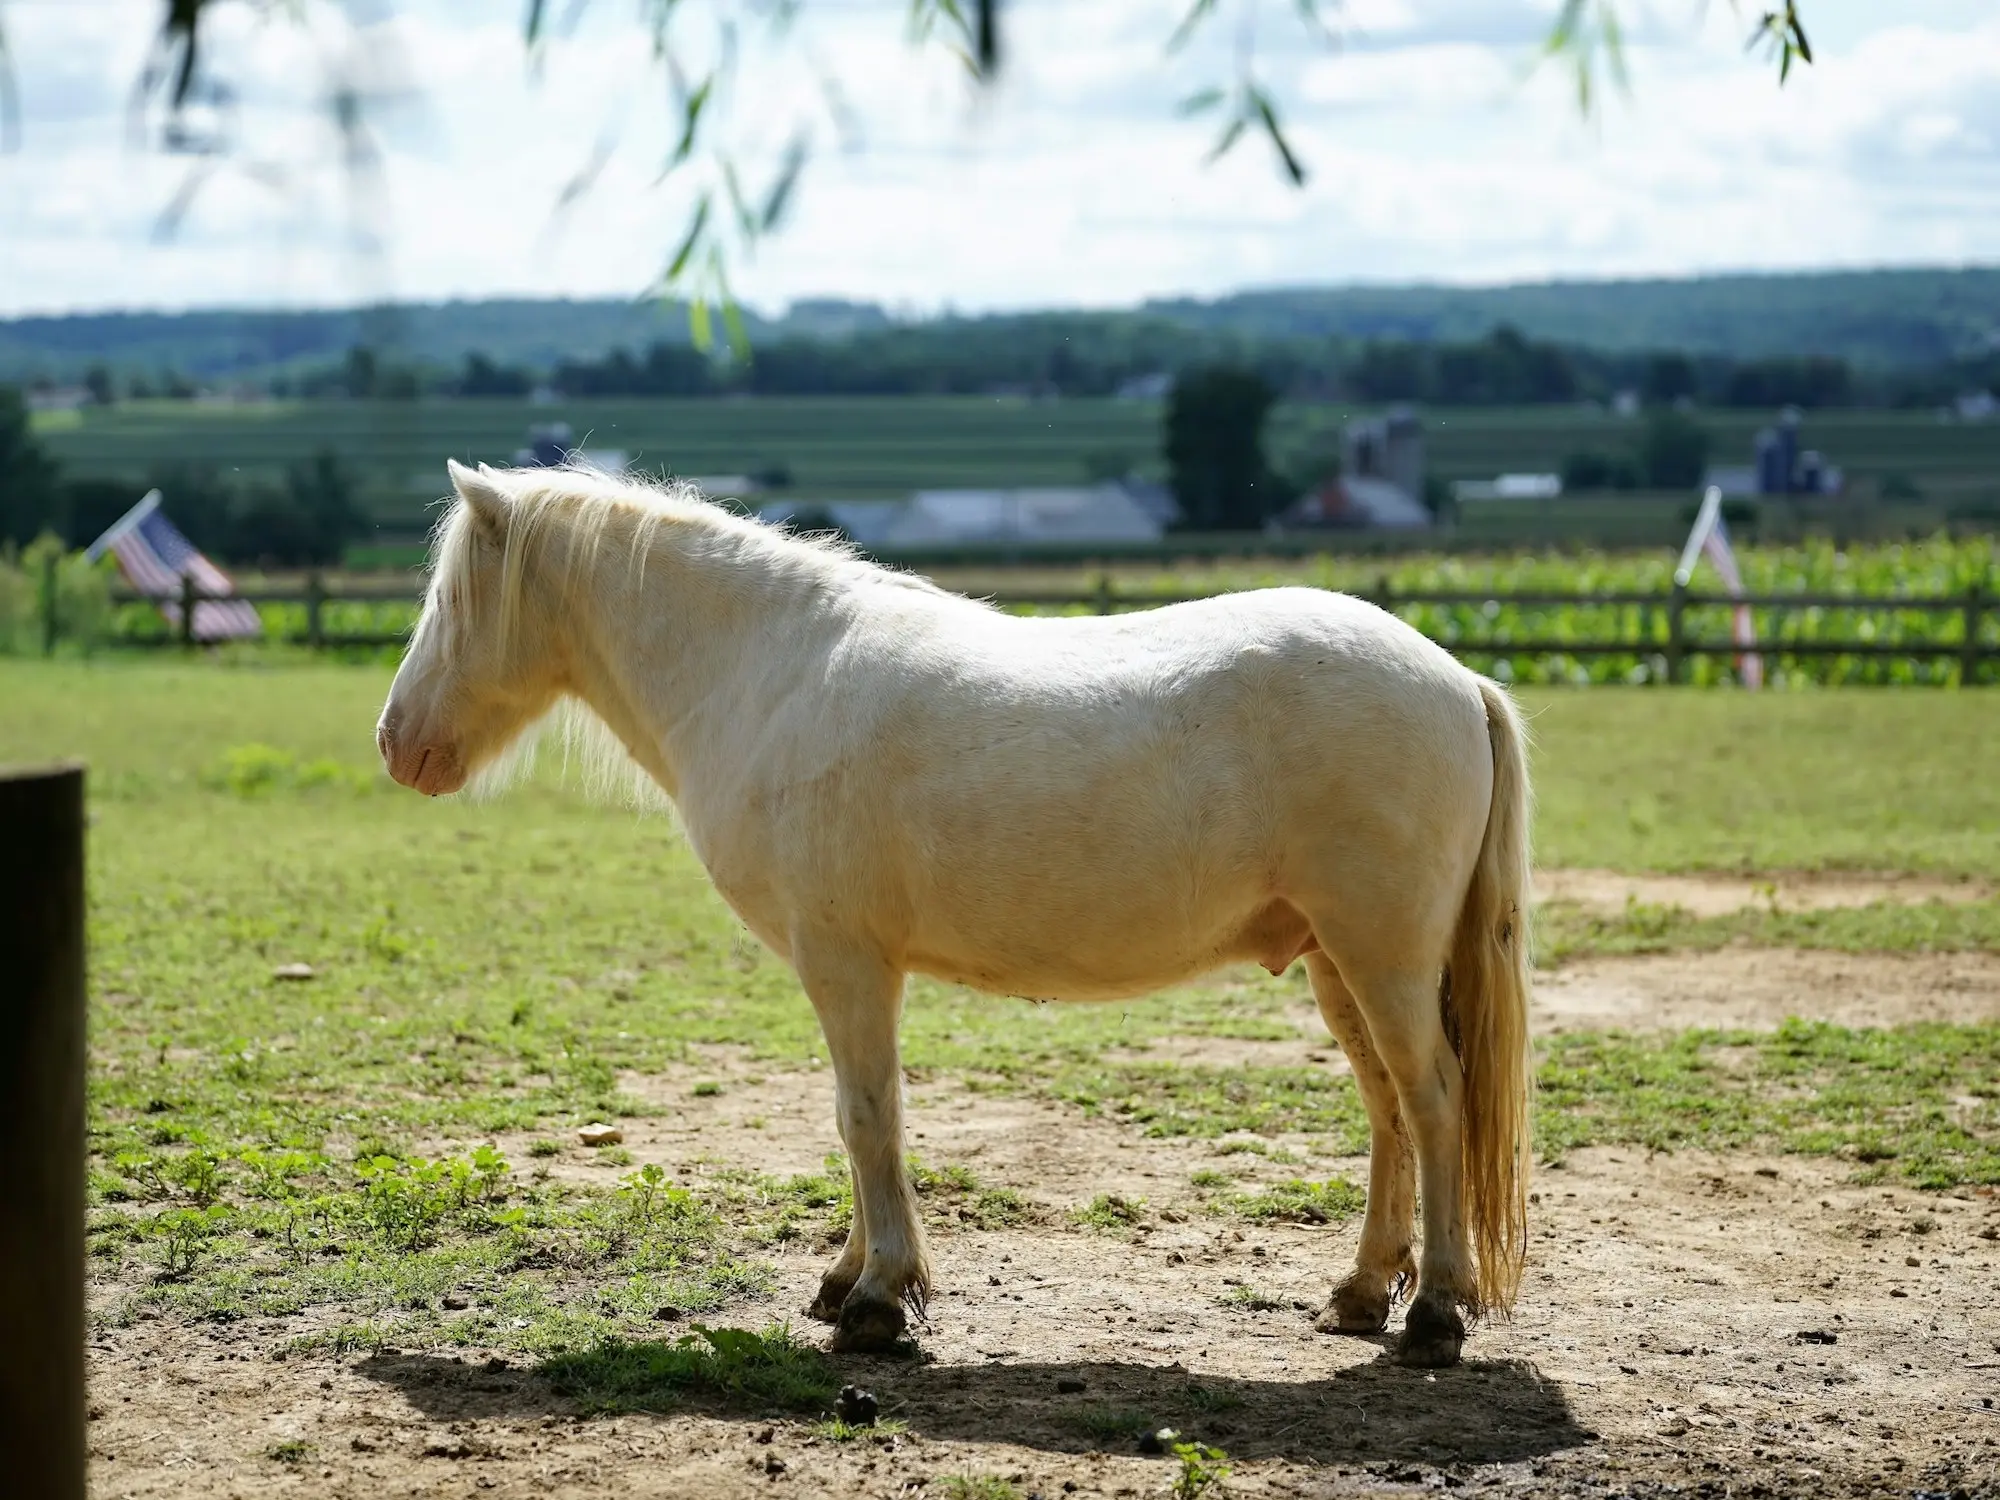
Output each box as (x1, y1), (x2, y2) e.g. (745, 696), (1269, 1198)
(39, 318), (2000, 411)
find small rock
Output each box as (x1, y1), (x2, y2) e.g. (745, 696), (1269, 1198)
(836, 1384), (879, 1425)
(1618, 1364), (1639, 1375)
(1055, 1378), (1086, 1394)
(1905, 1255), (1921, 1267)
(483, 1357), (509, 1374)
(1659, 1416), (1691, 1437)
(763, 1454), (786, 1476)
(577, 1123), (623, 1147)
(272, 963), (316, 982)
(988, 1275), (1001, 1286)
(1890, 1288), (1909, 1298)
(654, 1305), (683, 1322)
(755, 1426), (775, 1445)
(1796, 1330), (1838, 1345)
(441, 1294), (469, 1310)
(1166, 1251), (1186, 1266)
(350, 1437), (377, 1453)
(1136, 1427), (1179, 1455)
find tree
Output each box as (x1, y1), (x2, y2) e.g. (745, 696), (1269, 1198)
(1637, 409), (1710, 489)
(1642, 353), (1698, 405)
(0, 386), (61, 547)
(1165, 367), (1284, 532)
(84, 365), (117, 408)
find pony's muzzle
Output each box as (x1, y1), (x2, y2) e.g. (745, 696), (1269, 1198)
(377, 713), (465, 797)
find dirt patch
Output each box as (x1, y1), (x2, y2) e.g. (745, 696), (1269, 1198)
(1538, 948), (2000, 1033)
(90, 1056), (2000, 1499)
(1537, 867), (1993, 918)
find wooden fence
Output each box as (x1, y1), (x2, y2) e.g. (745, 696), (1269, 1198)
(78, 568), (1996, 684)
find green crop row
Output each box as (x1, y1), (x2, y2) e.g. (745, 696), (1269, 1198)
(13, 533), (1999, 685)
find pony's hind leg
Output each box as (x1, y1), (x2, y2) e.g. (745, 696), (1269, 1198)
(1303, 952), (1416, 1334)
(1332, 954), (1475, 1368)
(794, 935), (930, 1353)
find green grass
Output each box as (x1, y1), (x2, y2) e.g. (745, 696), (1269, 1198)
(1537, 1020), (2000, 1187)
(1539, 896), (2000, 963)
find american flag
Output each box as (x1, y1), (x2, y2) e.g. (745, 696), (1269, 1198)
(86, 491), (264, 641)
(1675, 486), (1762, 689)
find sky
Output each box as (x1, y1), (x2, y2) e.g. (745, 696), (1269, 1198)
(1, 0), (1997, 318)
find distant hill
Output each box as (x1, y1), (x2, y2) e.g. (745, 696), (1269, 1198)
(2, 269), (1995, 382)
(1143, 269), (2000, 367)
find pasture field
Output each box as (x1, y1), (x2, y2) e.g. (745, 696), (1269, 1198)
(5, 661), (1998, 1498)
(34, 395), (2000, 528)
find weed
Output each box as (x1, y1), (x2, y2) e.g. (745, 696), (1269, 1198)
(1188, 1168), (1231, 1189)
(939, 1474), (1023, 1500)
(153, 1205), (230, 1278)
(542, 1323), (835, 1413)
(1219, 1177), (1365, 1224)
(1071, 1193), (1147, 1231)
(1217, 1285), (1285, 1311)
(527, 1139), (563, 1158)
(810, 1416), (909, 1443)
(1071, 1405), (1155, 1439)
(265, 1440), (313, 1464)
(692, 1080), (723, 1097)
(1171, 1440), (1232, 1499)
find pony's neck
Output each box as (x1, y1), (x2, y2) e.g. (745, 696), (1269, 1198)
(553, 502), (839, 799)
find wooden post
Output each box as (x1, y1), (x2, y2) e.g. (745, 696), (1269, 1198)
(1665, 582), (1687, 685)
(1376, 574), (1395, 615)
(41, 550), (59, 657)
(305, 570), (325, 649)
(1964, 584), (1985, 688)
(0, 764), (88, 1500)
(1094, 572), (1113, 616)
(179, 570), (198, 649)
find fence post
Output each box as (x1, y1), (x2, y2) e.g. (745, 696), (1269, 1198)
(305, 570), (325, 649)
(41, 550), (59, 658)
(1376, 574), (1395, 615)
(1665, 582), (1687, 685)
(179, 570), (198, 649)
(1094, 572), (1113, 616)
(0, 764), (88, 1500)
(1964, 584), (1985, 687)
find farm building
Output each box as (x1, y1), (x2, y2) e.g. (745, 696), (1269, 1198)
(763, 484), (1168, 548)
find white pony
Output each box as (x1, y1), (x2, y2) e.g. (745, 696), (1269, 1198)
(377, 462), (1533, 1367)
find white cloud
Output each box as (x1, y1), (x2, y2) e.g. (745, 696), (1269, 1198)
(0, 0), (1995, 317)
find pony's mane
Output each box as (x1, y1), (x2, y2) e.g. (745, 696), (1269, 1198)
(420, 464), (950, 809)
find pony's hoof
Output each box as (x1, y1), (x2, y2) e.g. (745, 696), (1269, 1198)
(1395, 1297), (1465, 1368)
(807, 1273), (856, 1324)
(831, 1298), (908, 1353)
(1316, 1283), (1390, 1335)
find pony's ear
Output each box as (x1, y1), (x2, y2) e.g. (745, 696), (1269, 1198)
(447, 459), (512, 538)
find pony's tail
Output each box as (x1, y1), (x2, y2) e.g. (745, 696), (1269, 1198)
(1451, 677), (1534, 1319)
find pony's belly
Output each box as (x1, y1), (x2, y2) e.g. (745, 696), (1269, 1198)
(902, 896), (1319, 1002)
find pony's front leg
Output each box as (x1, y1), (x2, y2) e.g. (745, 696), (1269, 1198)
(806, 1160), (866, 1323)
(795, 935), (929, 1353)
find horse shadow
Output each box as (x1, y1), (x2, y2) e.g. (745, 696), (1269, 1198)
(357, 1336), (1591, 1470)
